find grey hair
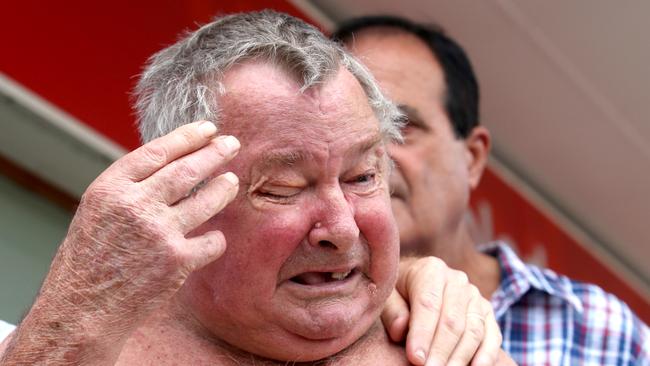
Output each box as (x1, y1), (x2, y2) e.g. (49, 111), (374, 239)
(134, 10), (403, 144)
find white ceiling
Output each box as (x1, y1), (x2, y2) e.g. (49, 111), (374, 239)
(304, 0), (650, 288)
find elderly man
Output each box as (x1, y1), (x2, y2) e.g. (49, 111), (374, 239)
(0, 11), (514, 365)
(334, 16), (649, 365)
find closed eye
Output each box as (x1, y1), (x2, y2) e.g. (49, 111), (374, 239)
(256, 186), (302, 203)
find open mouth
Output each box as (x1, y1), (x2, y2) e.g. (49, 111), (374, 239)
(290, 269), (357, 285)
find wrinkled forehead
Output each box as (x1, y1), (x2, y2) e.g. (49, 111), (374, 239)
(216, 60), (381, 153)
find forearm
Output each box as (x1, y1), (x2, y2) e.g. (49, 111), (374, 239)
(1, 239), (137, 365)
(2, 307), (113, 365)
(1, 123), (238, 365)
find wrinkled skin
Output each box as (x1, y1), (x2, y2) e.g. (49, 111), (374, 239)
(179, 61), (400, 361)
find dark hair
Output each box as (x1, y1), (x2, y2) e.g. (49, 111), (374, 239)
(333, 16), (479, 138)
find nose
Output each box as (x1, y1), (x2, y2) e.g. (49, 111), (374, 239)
(308, 187), (359, 252)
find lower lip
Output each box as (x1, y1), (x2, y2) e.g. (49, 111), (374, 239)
(280, 270), (364, 299)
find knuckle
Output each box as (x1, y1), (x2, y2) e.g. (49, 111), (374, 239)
(211, 140), (230, 160)
(140, 144), (168, 166)
(416, 290), (442, 312)
(420, 256), (445, 270)
(441, 314), (464, 336)
(81, 183), (130, 211)
(174, 160), (200, 182)
(197, 197), (222, 219)
(407, 256), (444, 281)
(216, 174), (239, 197)
(467, 319), (486, 343)
(177, 127), (197, 148)
(451, 269), (469, 284)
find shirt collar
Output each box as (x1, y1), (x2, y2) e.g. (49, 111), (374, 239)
(479, 241), (584, 319)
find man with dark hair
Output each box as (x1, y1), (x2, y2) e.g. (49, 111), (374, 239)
(335, 15), (648, 366)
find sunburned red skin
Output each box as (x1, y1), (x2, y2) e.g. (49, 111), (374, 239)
(179, 60), (400, 362)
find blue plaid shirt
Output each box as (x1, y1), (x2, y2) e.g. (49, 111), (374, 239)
(483, 242), (649, 365)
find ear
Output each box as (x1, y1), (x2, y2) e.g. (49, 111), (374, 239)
(464, 126), (491, 190)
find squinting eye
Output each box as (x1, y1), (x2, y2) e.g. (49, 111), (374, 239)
(354, 173), (376, 184)
(344, 171), (380, 195)
(346, 172), (378, 189)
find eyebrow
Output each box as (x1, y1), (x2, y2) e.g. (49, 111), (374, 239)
(259, 133), (384, 169)
(397, 104), (430, 131)
(260, 150), (310, 168)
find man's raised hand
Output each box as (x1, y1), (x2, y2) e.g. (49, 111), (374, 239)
(1, 121), (239, 365)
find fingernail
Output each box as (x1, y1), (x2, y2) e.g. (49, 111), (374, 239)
(199, 121), (217, 137)
(223, 172), (238, 185)
(220, 135), (240, 152)
(415, 349), (426, 364)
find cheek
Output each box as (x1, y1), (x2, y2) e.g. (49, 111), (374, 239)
(189, 200), (313, 304)
(213, 199), (312, 264)
(354, 195), (400, 261)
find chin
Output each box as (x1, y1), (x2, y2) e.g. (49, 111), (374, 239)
(272, 312), (378, 362)
(256, 284), (389, 361)
(294, 302), (375, 337)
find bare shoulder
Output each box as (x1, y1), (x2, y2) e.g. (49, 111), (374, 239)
(327, 322), (409, 366)
(354, 340), (408, 366)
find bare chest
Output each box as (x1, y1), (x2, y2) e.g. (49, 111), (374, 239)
(115, 329), (408, 366)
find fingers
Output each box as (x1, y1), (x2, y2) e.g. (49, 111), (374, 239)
(425, 271), (470, 366)
(397, 257), (447, 366)
(471, 301), (502, 366)
(172, 171), (239, 234)
(111, 121), (219, 182)
(147, 135), (240, 205)
(179, 230), (228, 273)
(393, 257), (500, 366)
(447, 288), (487, 366)
(381, 289), (411, 342)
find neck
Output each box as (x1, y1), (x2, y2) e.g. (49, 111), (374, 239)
(117, 300), (405, 366)
(408, 222), (501, 300)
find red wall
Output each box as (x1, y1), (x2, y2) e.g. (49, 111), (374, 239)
(1, 1), (313, 150)
(2, 1), (647, 322)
